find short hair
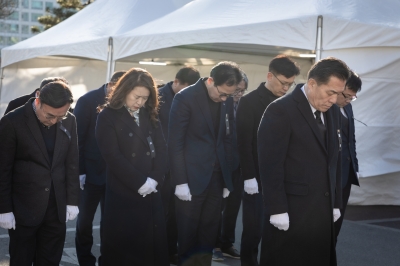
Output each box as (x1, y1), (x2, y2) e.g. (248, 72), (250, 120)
(241, 71), (249, 90)
(346, 71), (362, 93)
(210, 61), (242, 86)
(175, 66), (200, 86)
(40, 77), (68, 89)
(39, 81), (73, 108)
(269, 55), (300, 78)
(103, 68), (159, 124)
(308, 57), (350, 85)
(109, 71), (126, 84)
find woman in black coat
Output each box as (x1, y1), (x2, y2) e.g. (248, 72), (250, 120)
(96, 68), (169, 266)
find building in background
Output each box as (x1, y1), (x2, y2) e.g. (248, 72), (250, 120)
(0, 0), (58, 49)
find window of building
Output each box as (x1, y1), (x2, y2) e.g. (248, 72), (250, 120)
(31, 13), (42, 22)
(6, 36), (19, 45)
(21, 12), (29, 21)
(8, 24), (19, 33)
(22, 0), (29, 8)
(11, 0), (18, 8)
(8, 11), (19, 20)
(0, 23), (9, 33)
(0, 37), (5, 45)
(45, 2), (53, 10)
(21, 25), (30, 34)
(31, 1), (43, 10)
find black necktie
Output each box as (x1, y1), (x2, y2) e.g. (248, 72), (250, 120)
(314, 110), (326, 148)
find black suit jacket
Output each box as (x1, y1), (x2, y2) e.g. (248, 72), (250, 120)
(236, 82), (278, 183)
(158, 82), (174, 141)
(168, 79), (234, 195)
(258, 84), (342, 265)
(73, 85), (107, 185)
(4, 89), (38, 115)
(0, 99), (80, 226)
(341, 104), (359, 187)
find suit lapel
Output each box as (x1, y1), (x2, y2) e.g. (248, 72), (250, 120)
(118, 108), (149, 147)
(325, 110), (335, 162)
(293, 86), (327, 154)
(25, 101), (51, 166)
(52, 121), (64, 169)
(194, 82), (216, 139)
(345, 104), (354, 135)
(258, 85), (273, 108)
(217, 100), (227, 144)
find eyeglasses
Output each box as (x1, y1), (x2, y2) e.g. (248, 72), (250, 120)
(271, 72), (296, 90)
(342, 92), (357, 102)
(44, 113), (68, 122)
(215, 85), (237, 99)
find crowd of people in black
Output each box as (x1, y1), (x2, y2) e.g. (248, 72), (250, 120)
(0, 54), (361, 266)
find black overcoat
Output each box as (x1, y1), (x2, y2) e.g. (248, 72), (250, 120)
(0, 99), (79, 225)
(258, 85), (342, 266)
(95, 106), (169, 266)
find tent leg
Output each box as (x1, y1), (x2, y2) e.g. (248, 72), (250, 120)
(316, 16), (323, 61)
(106, 37), (115, 83)
(0, 67), (4, 102)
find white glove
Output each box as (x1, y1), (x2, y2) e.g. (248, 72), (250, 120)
(175, 183), (192, 201)
(138, 177), (158, 197)
(0, 212), (16, 230)
(66, 205), (79, 222)
(270, 212), (289, 231)
(333, 208), (341, 222)
(244, 178), (259, 194)
(79, 174), (86, 190)
(223, 188), (230, 198)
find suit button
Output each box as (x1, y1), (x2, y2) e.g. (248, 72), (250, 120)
(132, 153), (136, 157)
(325, 192), (329, 197)
(347, 157), (351, 161)
(45, 188), (49, 192)
(146, 152), (150, 156)
(129, 133), (133, 137)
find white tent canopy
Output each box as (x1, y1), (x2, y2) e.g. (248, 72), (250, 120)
(1, 0), (400, 204)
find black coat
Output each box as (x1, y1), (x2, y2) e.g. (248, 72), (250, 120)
(236, 83), (278, 184)
(258, 85), (342, 266)
(95, 106), (169, 266)
(158, 81), (174, 141)
(4, 89), (38, 115)
(168, 78), (234, 195)
(73, 85), (107, 185)
(0, 99), (80, 226)
(341, 104), (359, 187)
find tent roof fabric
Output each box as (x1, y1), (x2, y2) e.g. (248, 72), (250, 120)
(2, 0), (400, 67)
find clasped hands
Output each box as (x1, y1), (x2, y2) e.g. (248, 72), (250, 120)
(175, 183), (230, 201)
(138, 177), (158, 197)
(270, 209), (341, 231)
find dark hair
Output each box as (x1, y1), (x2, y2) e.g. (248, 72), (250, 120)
(346, 71), (362, 93)
(269, 55), (300, 78)
(40, 77), (68, 89)
(308, 57), (350, 85)
(109, 71), (126, 84)
(175, 66), (200, 86)
(241, 71), (249, 90)
(210, 61), (242, 86)
(100, 68), (159, 124)
(39, 81), (73, 108)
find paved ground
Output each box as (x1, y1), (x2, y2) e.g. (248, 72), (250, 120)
(1, 204), (400, 266)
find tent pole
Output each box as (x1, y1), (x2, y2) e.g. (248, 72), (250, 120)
(316, 16), (323, 61)
(106, 37), (115, 83)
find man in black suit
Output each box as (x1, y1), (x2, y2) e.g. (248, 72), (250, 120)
(158, 66), (200, 264)
(236, 55), (300, 266)
(334, 71), (361, 240)
(74, 71), (125, 266)
(258, 57), (350, 266)
(4, 77), (69, 115)
(168, 61), (242, 266)
(0, 81), (80, 265)
(213, 71), (248, 262)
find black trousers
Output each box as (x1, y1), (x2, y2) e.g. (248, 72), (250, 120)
(176, 171), (224, 266)
(161, 172), (178, 257)
(75, 182), (106, 266)
(217, 167), (243, 249)
(335, 169), (355, 241)
(8, 193), (66, 266)
(241, 189), (264, 266)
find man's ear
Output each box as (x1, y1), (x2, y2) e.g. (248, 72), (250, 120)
(207, 77), (214, 85)
(266, 72), (273, 82)
(307, 78), (317, 92)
